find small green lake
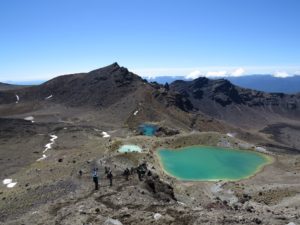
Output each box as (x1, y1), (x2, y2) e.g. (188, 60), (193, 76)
(158, 146), (272, 181)
(138, 124), (157, 136)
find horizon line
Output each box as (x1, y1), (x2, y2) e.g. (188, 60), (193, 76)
(2, 73), (300, 85)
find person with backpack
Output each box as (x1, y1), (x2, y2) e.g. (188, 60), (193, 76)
(107, 170), (113, 187)
(92, 168), (99, 190)
(123, 168), (130, 181)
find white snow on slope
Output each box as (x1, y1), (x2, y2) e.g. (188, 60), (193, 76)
(43, 134), (58, 153)
(226, 133), (236, 138)
(45, 95), (53, 100)
(2, 178), (17, 188)
(255, 146), (268, 153)
(15, 94), (19, 103)
(102, 131), (111, 138)
(24, 116), (35, 123)
(7, 182), (17, 188)
(37, 134), (58, 161)
(3, 179), (12, 185)
(177, 201), (186, 206)
(37, 154), (47, 161)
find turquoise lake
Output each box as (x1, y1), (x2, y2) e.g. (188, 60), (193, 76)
(139, 124), (157, 136)
(158, 146), (271, 181)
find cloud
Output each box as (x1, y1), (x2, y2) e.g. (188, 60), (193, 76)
(185, 70), (202, 79)
(205, 70), (227, 77)
(273, 71), (290, 78)
(133, 66), (300, 79)
(231, 67), (245, 76)
(143, 74), (157, 80)
(184, 67), (245, 79)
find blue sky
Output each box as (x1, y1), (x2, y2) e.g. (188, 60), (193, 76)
(1, 0), (300, 82)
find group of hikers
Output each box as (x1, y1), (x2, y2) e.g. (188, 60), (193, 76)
(91, 167), (113, 190)
(80, 162), (151, 190)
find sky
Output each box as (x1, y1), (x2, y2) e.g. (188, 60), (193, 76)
(1, 0), (300, 82)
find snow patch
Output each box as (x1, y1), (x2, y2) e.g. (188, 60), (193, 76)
(255, 146), (267, 153)
(2, 178), (17, 188)
(15, 94), (19, 104)
(24, 116), (34, 120)
(43, 134), (58, 153)
(226, 133), (236, 138)
(44, 143), (52, 151)
(133, 110), (139, 116)
(45, 95), (53, 100)
(24, 116), (35, 123)
(37, 154), (47, 161)
(3, 179), (12, 185)
(7, 182), (17, 188)
(50, 135), (58, 142)
(102, 131), (111, 138)
(177, 201), (186, 206)
(37, 134), (58, 161)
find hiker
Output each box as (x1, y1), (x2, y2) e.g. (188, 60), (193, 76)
(137, 167), (143, 181)
(107, 170), (113, 187)
(123, 168), (130, 181)
(146, 178), (156, 193)
(137, 163), (147, 181)
(141, 162), (147, 169)
(105, 166), (109, 174)
(130, 167), (135, 175)
(79, 170), (83, 177)
(92, 168), (99, 190)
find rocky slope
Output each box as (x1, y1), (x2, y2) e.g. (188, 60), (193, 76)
(1, 63), (300, 225)
(170, 77), (300, 129)
(1, 63), (300, 152)
(0, 63), (222, 132)
(0, 63), (191, 110)
(2, 64), (299, 130)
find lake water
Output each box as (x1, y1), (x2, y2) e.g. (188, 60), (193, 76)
(138, 124), (157, 136)
(158, 146), (271, 181)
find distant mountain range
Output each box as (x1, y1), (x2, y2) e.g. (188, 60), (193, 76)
(148, 75), (300, 94)
(0, 82), (32, 91)
(3, 74), (300, 94)
(1, 80), (45, 85)
(0, 63), (300, 155)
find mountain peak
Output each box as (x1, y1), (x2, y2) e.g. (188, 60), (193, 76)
(108, 62), (120, 68)
(89, 62), (121, 74)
